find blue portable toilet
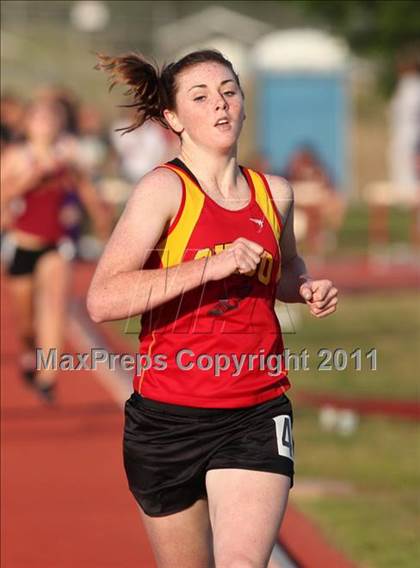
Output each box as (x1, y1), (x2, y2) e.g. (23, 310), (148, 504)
(252, 29), (350, 191)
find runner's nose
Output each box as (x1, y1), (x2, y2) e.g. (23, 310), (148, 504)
(215, 95), (228, 112)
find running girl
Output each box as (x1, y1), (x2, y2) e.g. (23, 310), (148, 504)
(88, 50), (338, 568)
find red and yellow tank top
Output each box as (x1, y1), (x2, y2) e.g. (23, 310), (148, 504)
(133, 158), (291, 408)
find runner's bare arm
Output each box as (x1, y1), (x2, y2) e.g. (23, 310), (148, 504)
(0, 147), (45, 203)
(267, 174), (338, 316)
(87, 168), (263, 322)
(265, 175), (312, 303)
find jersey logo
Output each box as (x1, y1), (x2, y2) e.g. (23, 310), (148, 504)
(249, 217), (264, 231)
(207, 282), (253, 316)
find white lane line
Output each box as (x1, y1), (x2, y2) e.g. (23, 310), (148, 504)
(270, 542), (298, 568)
(68, 303), (131, 407)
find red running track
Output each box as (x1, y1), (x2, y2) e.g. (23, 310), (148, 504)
(2, 263), (363, 568)
(1, 280), (157, 568)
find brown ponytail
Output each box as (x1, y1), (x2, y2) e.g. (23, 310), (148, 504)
(95, 52), (165, 133)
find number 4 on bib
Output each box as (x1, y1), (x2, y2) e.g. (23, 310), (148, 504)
(272, 415), (294, 461)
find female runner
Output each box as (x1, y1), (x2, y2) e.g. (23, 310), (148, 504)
(88, 50), (338, 568)
(1, 99), (110, 401)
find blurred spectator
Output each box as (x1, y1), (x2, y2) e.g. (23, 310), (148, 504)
(76, 104), (111, 181)
(283, 145), (346, 254)
(389, 52), (420, 200)
(34, 85), (80, 136)
(0, 93), (25, 150)
(284, 145), (332, 187)
(110, 107), (173, 184)
(247, 152), (272, 174)
(283, 145), (347, 251)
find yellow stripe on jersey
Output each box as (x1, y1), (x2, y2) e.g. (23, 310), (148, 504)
(138, 329), (157, 394)
(157, 166), (205, 268)
(246, 169), (281, 241)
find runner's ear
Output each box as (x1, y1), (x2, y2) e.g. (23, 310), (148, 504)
(163, 109), (183, 135)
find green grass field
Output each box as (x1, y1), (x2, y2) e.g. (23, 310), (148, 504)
(292, 409), (420, 568)
(284, 292), (420, 400)
(286, 292), (420, 567)
(112, 291), (420, 567)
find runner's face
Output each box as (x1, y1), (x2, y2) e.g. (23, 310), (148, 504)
(26, 104), (62, 143)
(167, 62), (244, 151)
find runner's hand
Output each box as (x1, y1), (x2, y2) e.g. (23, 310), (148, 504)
(299, 279), (338, 318)
(207, 237), (264, 281)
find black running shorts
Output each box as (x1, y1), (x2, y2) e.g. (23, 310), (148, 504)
(7, 244), (56, 276)
(123, 392), (295, 517)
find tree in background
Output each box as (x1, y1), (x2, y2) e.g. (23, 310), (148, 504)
(296, 0), (420, 94)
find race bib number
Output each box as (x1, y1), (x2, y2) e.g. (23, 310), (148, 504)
(272, 415), (294, 461)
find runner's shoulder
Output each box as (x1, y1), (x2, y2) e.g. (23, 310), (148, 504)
(263, 173), (294, 202)
(262, 173), (294, 220)
(128, 165), (184, 212)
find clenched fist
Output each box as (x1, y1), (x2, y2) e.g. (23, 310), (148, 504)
(299, 279), (338, 318)
(207, 237), (264, 281)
